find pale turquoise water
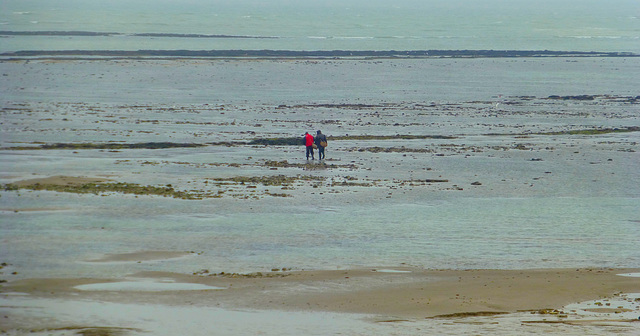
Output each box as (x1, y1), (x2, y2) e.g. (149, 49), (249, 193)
(1, 191), (638, 278)
(1, 0), (639, 53)
(2, 57), (639, 105)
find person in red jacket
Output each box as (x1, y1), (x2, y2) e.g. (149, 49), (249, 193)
(304, 132), (315, 160)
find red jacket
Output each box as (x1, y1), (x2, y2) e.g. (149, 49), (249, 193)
(305, 133), (314, 147)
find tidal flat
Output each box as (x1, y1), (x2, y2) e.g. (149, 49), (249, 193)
(1, 58), (639, 335)
(2, 92), (638, 203)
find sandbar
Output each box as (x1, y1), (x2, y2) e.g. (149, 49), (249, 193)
(4, 268), (640, 319)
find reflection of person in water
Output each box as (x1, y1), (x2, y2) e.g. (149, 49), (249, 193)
(304, 132), (315, 160)
(314, 130), (327, 160)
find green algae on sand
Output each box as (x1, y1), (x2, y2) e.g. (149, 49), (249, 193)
(3, 181), (204, 200)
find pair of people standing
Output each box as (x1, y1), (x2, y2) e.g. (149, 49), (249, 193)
(304, 130), (327, 160)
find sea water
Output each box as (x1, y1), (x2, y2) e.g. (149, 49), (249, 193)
(1, 57), (639, 105)
(2, 191), (639, 279)
(1, 0), (639, 53)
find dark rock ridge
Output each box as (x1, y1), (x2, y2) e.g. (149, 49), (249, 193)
(0, 31), (273, 39)
(1, 49), (637, 59)
(0, 30), (119, 36)
(4, 142), (205, 150)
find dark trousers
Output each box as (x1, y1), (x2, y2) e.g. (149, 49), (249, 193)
(317, 146), (325, 160)
(306, 146), (314, 159)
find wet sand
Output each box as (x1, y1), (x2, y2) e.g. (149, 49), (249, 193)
(5, 266), (639, 318)
(2, 265), (640, 334)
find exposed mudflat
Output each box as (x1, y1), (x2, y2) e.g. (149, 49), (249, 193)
(1, 57), (639, 335)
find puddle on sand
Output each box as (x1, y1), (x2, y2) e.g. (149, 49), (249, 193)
(74, 279), (224, 292)
(617, 273), (640, 278)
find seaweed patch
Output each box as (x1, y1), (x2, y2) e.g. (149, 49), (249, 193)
(3, 142), (206, 150)
(3, 182), (205, 200)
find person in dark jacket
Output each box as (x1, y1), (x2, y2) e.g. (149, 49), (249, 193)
(314, 130), (327, 160)
(304, 132), (315, 160)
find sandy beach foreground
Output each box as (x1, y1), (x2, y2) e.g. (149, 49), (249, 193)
(2, 263), (639, 334)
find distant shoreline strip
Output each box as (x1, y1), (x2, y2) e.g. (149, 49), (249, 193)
(1, 49), (637, 59)
(0, 31), (275, 39)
